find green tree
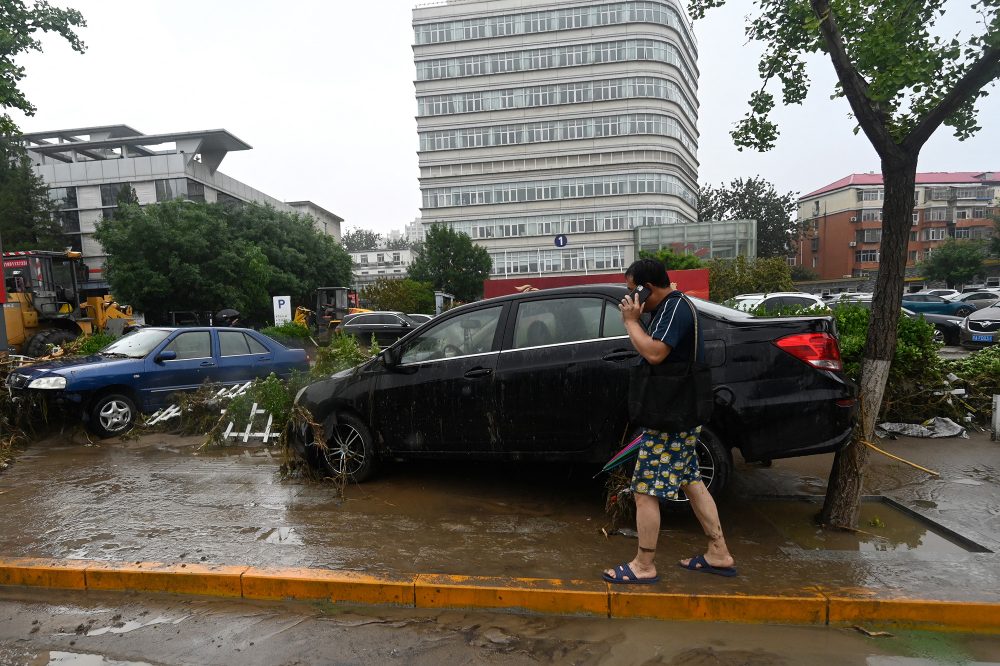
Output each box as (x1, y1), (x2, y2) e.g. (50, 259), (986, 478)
(640, 248), (705, 270)
(361, 278), (434, 313)
(698, 177), (798, 258)
(96, 201), (352, 324)
(790, 265), (820, 282)
(384, 236), (410, 251)
(1, 0), (86, 137)
(706, 256), (795, 302)
(692, 0), (1000, 527)
(0, 139), (64, 250)
(991, 215), (1000, 256)
(341, 228), (382, 252)
(407, 224), (492, 302)
(918, 240), (986, 288)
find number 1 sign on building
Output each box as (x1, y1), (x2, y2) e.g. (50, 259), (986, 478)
(554, 235), (568, 248)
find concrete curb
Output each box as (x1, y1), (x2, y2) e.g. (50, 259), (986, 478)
(1, 557), (998, 633)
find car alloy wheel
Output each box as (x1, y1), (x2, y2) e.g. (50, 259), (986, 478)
(88, 393), (137, 438)
(319, 413), (376, 483)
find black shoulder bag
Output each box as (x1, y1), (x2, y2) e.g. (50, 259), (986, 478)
(627, 294), (714, 432)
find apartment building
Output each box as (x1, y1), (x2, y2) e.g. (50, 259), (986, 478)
(795, 172), (999, 280)
(349, 248), (415, 288)
(21, 125), (342, 285)
(412, 0), (700, 279)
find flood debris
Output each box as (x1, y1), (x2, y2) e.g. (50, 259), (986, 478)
(851, 625), (894, 638)
(876, 416), (968, 439)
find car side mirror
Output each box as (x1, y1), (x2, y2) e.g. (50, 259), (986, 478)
(155, 350), (177, 363)
(384, 346), (402, 368)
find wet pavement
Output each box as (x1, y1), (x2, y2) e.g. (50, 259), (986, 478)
(0, 428), (997, 603)
(2, 586), (999, 666)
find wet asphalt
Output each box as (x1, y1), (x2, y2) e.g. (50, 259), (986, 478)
(0, 426), (997, 603)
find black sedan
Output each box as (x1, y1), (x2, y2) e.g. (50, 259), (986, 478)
(334, 311), (421, 347)
(289, 285), (857, 499)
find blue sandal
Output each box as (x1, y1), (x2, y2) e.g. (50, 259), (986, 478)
(602, 563), (660, 585)
(678, 554), (738, 577)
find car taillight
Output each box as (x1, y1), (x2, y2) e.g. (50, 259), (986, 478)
(774, 332), (843, 371)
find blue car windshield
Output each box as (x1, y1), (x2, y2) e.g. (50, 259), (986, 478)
(101, 328), (173, 358)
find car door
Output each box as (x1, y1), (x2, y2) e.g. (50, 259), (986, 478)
(902, 294), (930, 312)
(372, 305), (505, 453)
(217, 329), (276, 387)
(140, 329), (216, 409)
(493, 295), (637, 453)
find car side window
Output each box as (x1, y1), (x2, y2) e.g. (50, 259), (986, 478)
(219, 331), (252, 356)
(786, 296), (816, 308)
(245, 334), (269, 354)
(603, 301), (627, 337)
(400, 306), (503, 363)
(163, 331), (211, 360)
(512, 297), (603, 348)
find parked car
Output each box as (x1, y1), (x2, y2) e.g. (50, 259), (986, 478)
(900, 293), (976, 317)
(288, 285), (857, 500)
(6, 327), (309, 437)
(951, 291), (1000, 310)
(959, 305), (1000, 349)
(831, 298), (963, 345)
(334, 311), (421, 347)
(731, 292), (828, 314)
(917, 289), (961, 300)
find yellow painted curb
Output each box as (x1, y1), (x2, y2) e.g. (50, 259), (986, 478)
(610, 591), (828, 625)
(415, 574), (609, 616)
(828, 597), (1000, 633)
(242, 567), (415, 606)
(84, 561), (247, 597)
(0, 557), (89, 591)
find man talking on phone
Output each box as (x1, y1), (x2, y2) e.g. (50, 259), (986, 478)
(603, 258), (737, 584)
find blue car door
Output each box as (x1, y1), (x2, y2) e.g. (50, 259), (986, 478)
(216, 329), (279, 386)
(140, 329), (216, 409)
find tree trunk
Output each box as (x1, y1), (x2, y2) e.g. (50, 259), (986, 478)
(820, 153), (918, 526)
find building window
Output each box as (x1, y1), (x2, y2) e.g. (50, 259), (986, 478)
(57, 210), (80, 233)
(855, 250), (879, 262)
(48, 187), (78, 209)
(155, 178), (186, 202)
(863, 228), (882, 243)
(925, 228), (947, 241)
(859, 189), (884, 201)
(810, 237), (819, 252)
(861, 209), (882, 221)
(100, 182), (132, 207)
(909, 250), (919, 262)
(925, 207), (948, 221)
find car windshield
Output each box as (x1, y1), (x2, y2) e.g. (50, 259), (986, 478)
(101, 328), (172, 358)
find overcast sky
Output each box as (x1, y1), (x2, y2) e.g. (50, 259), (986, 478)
(12, 0), (999, 236)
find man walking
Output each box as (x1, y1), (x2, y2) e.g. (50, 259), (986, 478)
(603, 259), (737, 584)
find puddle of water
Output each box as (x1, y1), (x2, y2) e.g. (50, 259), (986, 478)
(258, 527), (303, 545)
(754, 500), (973, 554)
(33, 652), (155, 666)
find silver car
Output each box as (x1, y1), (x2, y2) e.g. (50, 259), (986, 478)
(959, 304), (1000, 348)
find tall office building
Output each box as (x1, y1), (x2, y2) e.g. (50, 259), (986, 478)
(412, 0), (699, 279)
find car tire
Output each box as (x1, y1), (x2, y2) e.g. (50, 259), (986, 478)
(87, 393), (137, 438)
(318, 412), (377, 483)
(24, 329), (78, 358)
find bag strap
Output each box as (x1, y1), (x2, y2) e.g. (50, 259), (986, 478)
(678, 293), (699, 373)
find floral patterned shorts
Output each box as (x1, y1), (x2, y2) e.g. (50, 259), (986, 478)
(630, 427), (702, 500)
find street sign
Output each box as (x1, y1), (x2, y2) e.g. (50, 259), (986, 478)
(554, 235), (568, 248)
(273, 295), (292, 325)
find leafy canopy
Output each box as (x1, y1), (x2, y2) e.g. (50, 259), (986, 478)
(639, 248), (705, 270)
(361, 278), (434, 313)
(1, 0), (86, 136)
(341, 228), (382, 252)
(918, 239), (986, 287)
(0, 138), (64, 250)
(690, 0), (1000, 151)
(407, 224), (492, 302)
(698, 177), (799, 258)
(707, 256), (795, 302)
(96, 201), (352, 324)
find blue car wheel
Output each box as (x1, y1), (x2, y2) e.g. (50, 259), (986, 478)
(88, 393), (137, 438)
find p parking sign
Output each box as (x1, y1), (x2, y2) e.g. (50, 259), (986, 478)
(273, 295), (292, 325)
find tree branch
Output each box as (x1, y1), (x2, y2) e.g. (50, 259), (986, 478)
(904, 46), (1000, 151)
(809, 0), (899, 157)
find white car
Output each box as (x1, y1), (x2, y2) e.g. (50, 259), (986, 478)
(731, 292), (828, 313)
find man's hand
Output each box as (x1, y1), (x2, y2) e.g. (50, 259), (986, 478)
(619, 293), (644, 323)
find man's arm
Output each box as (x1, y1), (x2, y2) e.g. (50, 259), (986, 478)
(620, 293), (673, 365)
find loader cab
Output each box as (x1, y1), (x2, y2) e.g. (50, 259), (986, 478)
(2, 251), (83, 316)
(315, 286), (357, 331)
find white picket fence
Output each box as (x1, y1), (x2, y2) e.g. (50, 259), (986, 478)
(145, 381), (279, 444)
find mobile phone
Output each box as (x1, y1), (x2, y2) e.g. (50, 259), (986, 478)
(628, 285), (651, 305)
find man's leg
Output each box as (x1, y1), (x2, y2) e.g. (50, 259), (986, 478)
(680, 481), (735, 569)
(604, 492), (660, 580)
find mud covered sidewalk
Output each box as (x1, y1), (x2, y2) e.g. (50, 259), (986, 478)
(0, 430), (997, 626)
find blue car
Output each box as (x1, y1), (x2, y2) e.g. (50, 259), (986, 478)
(6, 327), (309, 437)
(900, 293), (976, 317)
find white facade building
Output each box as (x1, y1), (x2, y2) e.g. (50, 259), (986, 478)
(349, 248), (415, 287)
(412, 0), (699, 279)
(22, 125), (342, 284)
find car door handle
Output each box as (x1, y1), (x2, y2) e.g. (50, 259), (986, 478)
(200, 361), (216, 367)
(255, 357), (273, 362)
(464, 368), (493, 379)
(602, 350), (638, 361)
